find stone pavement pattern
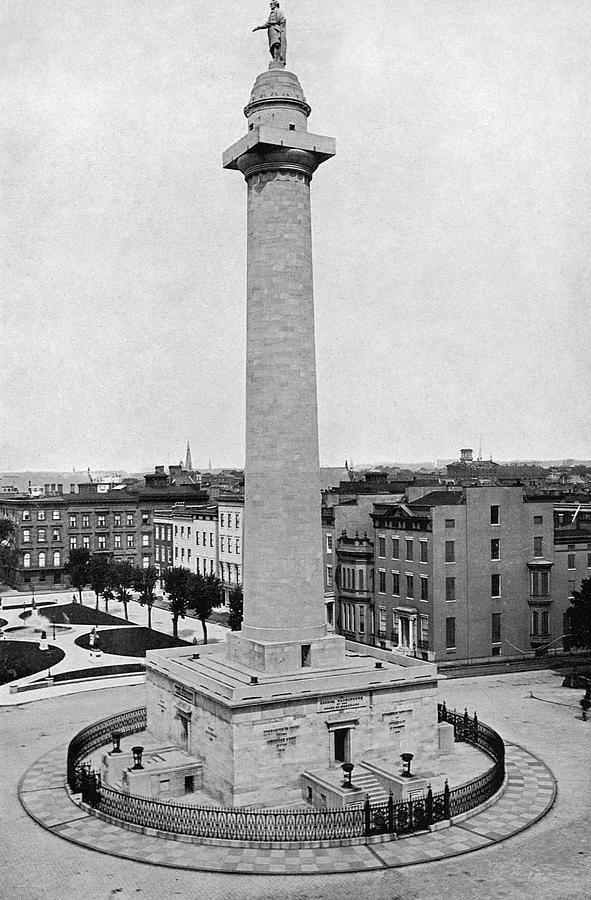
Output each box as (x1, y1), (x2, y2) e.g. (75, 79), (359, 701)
(18, 740), (554, 874)
(1, 672), (590, 899)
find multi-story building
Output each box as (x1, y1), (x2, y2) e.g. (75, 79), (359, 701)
(330, 485), (564, 665)
(217, 496), (243, 605)
(153, 504), (218, 581)
(0, 466), (209, 589)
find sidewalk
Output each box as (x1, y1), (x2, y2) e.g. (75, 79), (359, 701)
(18, 739), (555, 874)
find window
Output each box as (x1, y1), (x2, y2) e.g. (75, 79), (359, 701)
(567, 553), (575, 570)
(221, 536), (225, 553)
(209, 534), (213, 547)
(52, 510), (60, 520)
(406, 574), (414, 599)
(142, 555), (150, 569)
(127, 534), (135, 548)
(82, 515), (90, 528)
(445, 540), (455, 563)
(236, 538), (240, 555)
(114, 534), (122, 549)
(405, 539), (413, 561)
(38, 551), (46, 568)
(378, 607), (386, 635)
(22, 510), (30, 522)
(23, 553), (31, 568)
(588, 552), (591, 568)
(227, 538), (232, 554)
(534, 515), (543, 526)
(52, 529), (60, 541)
(235, 514), (240, 529)
(326, 533), (333, 552)
(114, 513), (121, 527)
(326, 565), (333, 587)
(445, 617), (456, 650)
(195, 531), (199, 545)
(534, 537), (543, 558)
(175, 547), (179, 559)
(419, 541), (428, 563)
(445, 518), (455, 528)
(52, 550), (61, 567)
(126, 514), (134, 527)
(38, 529), (46, 542)
(420, 615), (429, 644)
(180, 526), (184, 537)
(220, 513), (225, 527)
(531, 610), (539, 635)
(97, 535), (107, 550)
(492, 612), (501, 645)
(490, 505), (500, 525)
(491, 538), (500, 560)
(378, 570), (386, 593)
(392, 572), (400, 596)
(174, 525), (178, 536)
(445, 577), (455, 602)
(392, 538), (399, 559)
(420, 575), (428, 602)
(541, 610), (549, 635)
(142, 534), (149, 547)
(181, 548), (185, 560)
(358, 568), (364, 590)
(97, 514), (106, 527)
(142, 512), (149, 525)
(22, 529), (30, 543)
(359, 605), (365, 634)
(82, 536), (90, 549)
(227, 515), (233, 529)
(69, 515), (76, 528)
(202, 531), (206, 546)
(531, 570), (550, 596)
(37, 510), (46, 521)
(70, 536), (77, 550)
(378, 536), (386, 558)
(491, 573), (501, 597)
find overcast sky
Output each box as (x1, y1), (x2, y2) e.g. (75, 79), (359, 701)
(2, 0), (590, 472)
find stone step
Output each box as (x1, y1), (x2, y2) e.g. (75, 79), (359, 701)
(347, 766), (390, 806)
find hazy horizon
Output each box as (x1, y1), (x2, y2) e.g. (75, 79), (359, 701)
(2, 1), (590, 471)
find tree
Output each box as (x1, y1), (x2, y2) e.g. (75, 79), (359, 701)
(0, 518), (17, 584)
(163, 567), (192, 639)
(134, 565), (158, 630)
(188, 572), (223, 644)
(566, 577), (591, 650)
(228, 583), (243, 632)
(64, 548), (90, 602)
(88, 554), (113, 611)
(111, 560), (135, 621)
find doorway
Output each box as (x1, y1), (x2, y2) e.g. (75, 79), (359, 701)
(333, 728), (350, 764)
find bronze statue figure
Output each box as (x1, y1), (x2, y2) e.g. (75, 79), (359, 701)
(253, 1), (287, 68)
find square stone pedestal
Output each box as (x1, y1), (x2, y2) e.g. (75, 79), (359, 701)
(144, 639), (440, 808)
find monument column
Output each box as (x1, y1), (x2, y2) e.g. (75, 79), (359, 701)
(223, 49), (340, 665)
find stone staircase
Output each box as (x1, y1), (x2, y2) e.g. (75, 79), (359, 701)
(346, 764), (390, 807)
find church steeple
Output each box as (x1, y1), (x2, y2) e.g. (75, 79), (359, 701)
(185, 440), (193, 471)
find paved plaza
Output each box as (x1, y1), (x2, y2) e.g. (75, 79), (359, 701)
(1, 668), (589, 899)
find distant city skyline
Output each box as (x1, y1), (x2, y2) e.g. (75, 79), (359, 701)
(2, 1), (590, 471)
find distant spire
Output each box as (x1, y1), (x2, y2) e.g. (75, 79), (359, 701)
(478, 435), (483, 461)
(185, 440), (193, 471)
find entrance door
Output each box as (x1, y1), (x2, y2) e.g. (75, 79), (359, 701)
(334, 728), (350, 764)
(401, 617), (410, 648)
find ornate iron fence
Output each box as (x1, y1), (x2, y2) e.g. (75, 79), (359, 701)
(67, 706), (146, 792)
(67, 702), (504, 843)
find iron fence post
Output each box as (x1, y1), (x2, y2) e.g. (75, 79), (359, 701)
(443, 779), (450, 819)
(426, 784), (433, 826)
(364, 795), (371, 837)
(388, 791), (394, 833)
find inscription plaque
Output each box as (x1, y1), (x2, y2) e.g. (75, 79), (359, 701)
(318, 694), (366, 714)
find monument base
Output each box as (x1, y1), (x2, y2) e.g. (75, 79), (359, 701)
(144, 639), (440, 808)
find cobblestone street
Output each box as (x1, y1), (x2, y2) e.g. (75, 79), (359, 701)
(1, 669), (589, 899)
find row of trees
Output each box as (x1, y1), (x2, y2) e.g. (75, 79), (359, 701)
(63, 549), (230, 642)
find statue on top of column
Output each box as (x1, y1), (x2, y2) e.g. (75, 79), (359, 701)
(253, 1), (287, 68)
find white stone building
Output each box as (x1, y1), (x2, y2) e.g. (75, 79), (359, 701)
(217, 496), (243, 604)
